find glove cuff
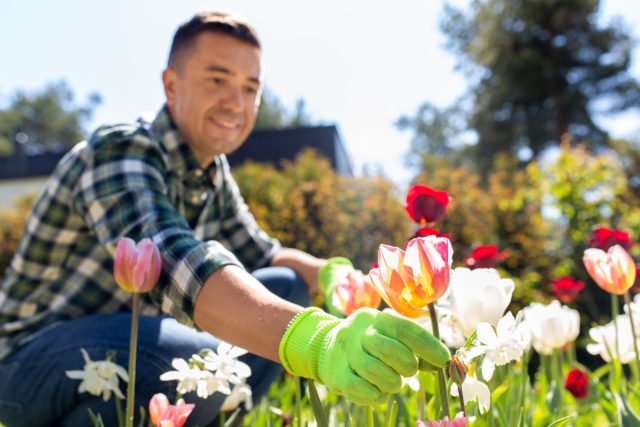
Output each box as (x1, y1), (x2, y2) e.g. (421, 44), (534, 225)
(279, 307), (340, 380)
(318, 257), (353, 293)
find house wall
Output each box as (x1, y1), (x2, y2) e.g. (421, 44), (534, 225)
(0, 176), (47, 208)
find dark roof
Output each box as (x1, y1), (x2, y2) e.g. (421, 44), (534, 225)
(0, 125), (353, 180)
(227, 125), (353, 175)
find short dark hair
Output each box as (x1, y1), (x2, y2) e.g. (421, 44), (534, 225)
(168, 11), (261, 69)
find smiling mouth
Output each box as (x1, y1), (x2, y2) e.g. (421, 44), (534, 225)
(210, 116), (242, 130)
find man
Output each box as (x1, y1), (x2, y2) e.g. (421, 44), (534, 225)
(0, 12), (449, 426)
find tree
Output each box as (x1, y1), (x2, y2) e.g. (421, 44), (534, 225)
(0, 81), (101, 155)
(439, 0), (640, 171)
(396, 100), (476, 170)
(254, 88), (314, 130)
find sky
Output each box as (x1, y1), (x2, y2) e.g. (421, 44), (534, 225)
(1, 0), (640, 186)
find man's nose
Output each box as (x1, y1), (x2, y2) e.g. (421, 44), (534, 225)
(221, 87), (245, 112)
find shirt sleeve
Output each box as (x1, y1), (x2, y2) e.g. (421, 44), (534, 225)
(217, 155), (282, 271)
(72, 127), (243, 326)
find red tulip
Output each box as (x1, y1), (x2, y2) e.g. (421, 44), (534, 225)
(583, 245), (636, 295)
(114, 237), (162, 293)
(412, 227), (451, 240)
(464, 245), (508, 269)
(630, 266), (640, 293)
(149, 393), (195, 427)
(551, 277), (585, 303)
(564, 368), (589, 399)
(589, 226), (633, 252)
(368, 236), (452, 318)
(405, 185), (450, 225)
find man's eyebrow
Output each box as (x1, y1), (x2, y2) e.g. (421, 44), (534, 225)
(204, 65), (261, 85)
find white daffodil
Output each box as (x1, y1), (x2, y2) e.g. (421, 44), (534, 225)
(450, 371), (491, 414)
(160, 357), (230, 398)
(437, 268), (515, 338)
(468, 311), (530, 380)
(587, 314), (639, 364)
(522, 300), (580, 355)
(197, 342), (252, 385)
(65, 348), (129, 402)
(220, 382), (253, 412)
(624, 294), (640, 330)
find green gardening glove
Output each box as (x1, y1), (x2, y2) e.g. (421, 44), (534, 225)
(279, 307), (451, 405)
(318, 257), (354, 316)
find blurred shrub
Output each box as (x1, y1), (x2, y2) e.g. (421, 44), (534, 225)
(232, 149), (411, 270)
(0, 195), (35, 282)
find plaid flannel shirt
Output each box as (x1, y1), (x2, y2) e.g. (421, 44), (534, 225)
(0, 106), (281, 360)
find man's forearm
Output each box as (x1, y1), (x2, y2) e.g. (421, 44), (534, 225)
(193, 264), (302, 363)
(271, 248), (325, 294)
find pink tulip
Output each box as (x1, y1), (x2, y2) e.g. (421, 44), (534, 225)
(417, 413), (468, 427)
(330, 270), (381, 316)
(369, 236), (452, 318)
(583, 245), (636, 295)
(149, 393), (195, 427)
(114, 237), (162, 293)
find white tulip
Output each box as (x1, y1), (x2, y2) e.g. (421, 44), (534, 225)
(522, 300), (580, 355)
(437, 268), (514, 338)
(587, 314), (638, 364)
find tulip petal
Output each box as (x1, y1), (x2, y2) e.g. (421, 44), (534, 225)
(114, 237), (138, 292)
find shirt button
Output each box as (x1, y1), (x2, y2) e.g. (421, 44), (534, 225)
(194, 169), (204, 177)
(200, 192), (208, 201)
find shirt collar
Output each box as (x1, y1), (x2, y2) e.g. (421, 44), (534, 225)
(149, 105), (209, 180)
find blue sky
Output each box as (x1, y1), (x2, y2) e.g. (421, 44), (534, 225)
(1, 0), (639, 186)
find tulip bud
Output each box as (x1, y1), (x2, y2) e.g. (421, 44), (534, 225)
(583, 245), (636, 295)
(149, 393), (170, 425)
(449, 354), (467, 387)
(114, 237), (162, 293)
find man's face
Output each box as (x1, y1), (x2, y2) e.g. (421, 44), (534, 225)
(163, 31), (262, 166)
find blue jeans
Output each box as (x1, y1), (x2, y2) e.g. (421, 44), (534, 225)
(0, 267), (309, 427)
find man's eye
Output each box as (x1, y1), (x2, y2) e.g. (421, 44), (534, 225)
(245, 86), (258, 94)
(212, 77), (225, 85)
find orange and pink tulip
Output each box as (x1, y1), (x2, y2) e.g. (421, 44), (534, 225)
(583, 244), (636, 295)
(368, 236), (452, 318)
(114, 237), (162, 293)
(330, 269), (381, 316)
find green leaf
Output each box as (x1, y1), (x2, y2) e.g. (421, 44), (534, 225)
(307, 380), (329, 427)
(386, 399), (398, 427)
(546, 414), (575, 427)
(615, 392), (640, 427)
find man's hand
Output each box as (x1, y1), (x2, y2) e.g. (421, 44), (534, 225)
(279, 307), (451, 405)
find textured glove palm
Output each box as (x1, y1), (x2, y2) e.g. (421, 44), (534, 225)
(279, 307), (450, 405)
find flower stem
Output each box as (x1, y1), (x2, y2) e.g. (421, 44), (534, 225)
(428, 303), (450, 419)
(295, 376), (302, 427)
(125, 292), (140, 427)
(457, 383), (466, 417)
(612, 293), (620, 362)
(419, 381), (425, 422)
(624, 291), (640, 384)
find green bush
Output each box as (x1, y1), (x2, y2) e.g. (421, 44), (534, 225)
(232, 149), (411, 270)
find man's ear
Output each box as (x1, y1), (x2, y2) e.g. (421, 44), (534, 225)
(162, 68), (177, 107)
